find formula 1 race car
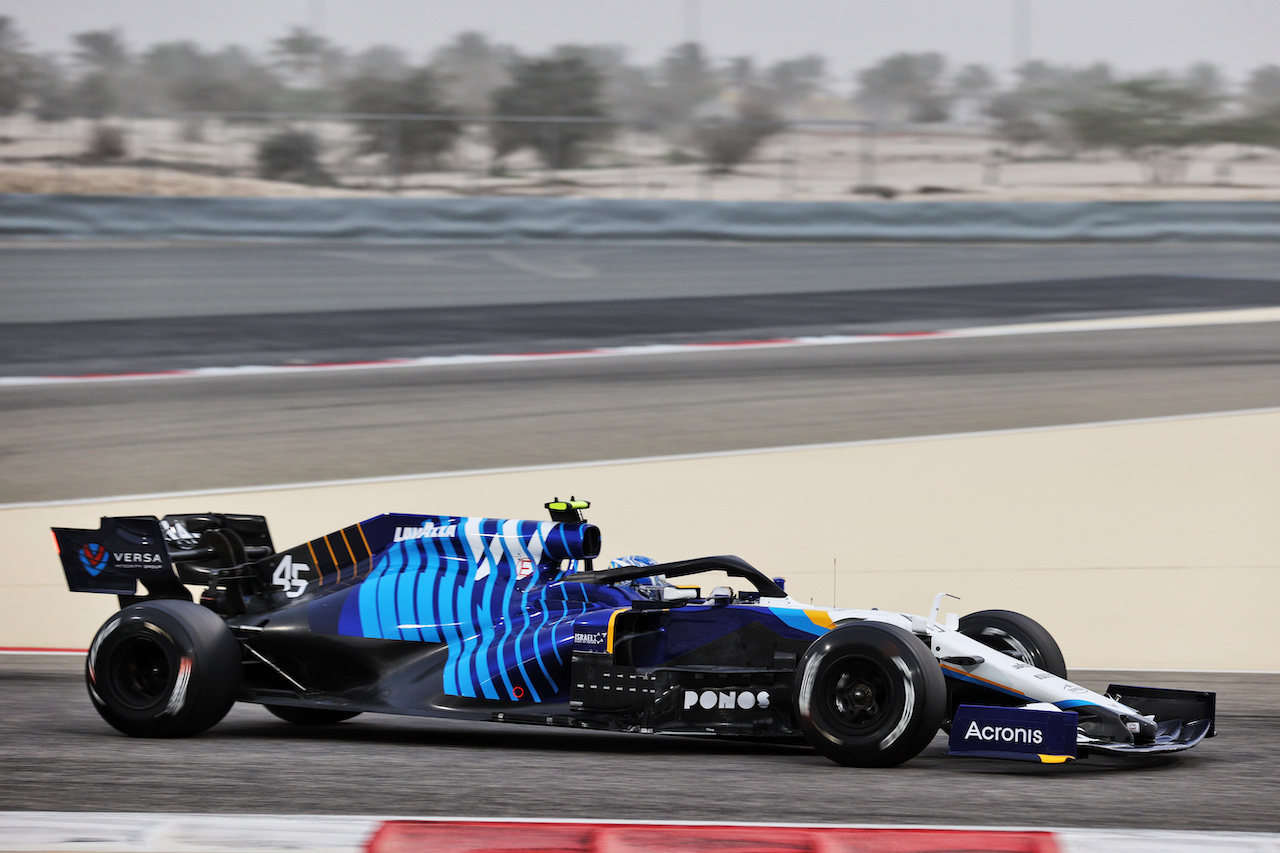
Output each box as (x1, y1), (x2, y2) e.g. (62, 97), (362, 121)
(53, 500), (1215, 766)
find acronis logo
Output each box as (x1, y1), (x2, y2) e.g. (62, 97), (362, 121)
(79, 543), (110, 576)
(964, 720), (1045, 745)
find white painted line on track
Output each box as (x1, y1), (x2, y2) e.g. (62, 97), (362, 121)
(2, 405), (1277, 511)
(3, 306), (1277, 389)
(1057, 829), (1280, 853)
(943, 305), (1280, 336)
(0, 813), (380, 853)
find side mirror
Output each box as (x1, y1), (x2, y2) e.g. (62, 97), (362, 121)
(772, 577), (787, 592)
(662, 586), (698, 602)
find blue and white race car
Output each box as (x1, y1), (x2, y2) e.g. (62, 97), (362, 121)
(53, 499), (1214, 766)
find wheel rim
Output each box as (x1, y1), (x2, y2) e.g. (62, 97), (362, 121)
(825, 655), (894, 733)
(976, 626), (1035, 665)
(109, 634), (173, 710)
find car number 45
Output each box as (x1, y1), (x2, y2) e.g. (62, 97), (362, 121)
(271, 555), (309, 598)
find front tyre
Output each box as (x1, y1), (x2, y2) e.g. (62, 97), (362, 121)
(958, 610), (1067, 678)
(795, 622), (946, 767)
(86, 600), (241, 737)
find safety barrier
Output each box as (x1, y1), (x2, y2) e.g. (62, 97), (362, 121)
(4, 194), (1280, 242)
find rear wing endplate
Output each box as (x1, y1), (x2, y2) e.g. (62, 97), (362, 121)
(52, 516), (187, 600)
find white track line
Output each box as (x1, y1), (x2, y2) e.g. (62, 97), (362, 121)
(3, 306), (1277, 389)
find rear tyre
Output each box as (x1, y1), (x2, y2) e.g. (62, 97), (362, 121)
(958, 610), (1067, 677)
(86, 600), (241, 737)
(265, 705), (361, 725)
(795, 622), (946, 767)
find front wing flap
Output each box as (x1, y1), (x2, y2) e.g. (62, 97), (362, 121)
(1078, 716), (1214, 757)
(1105, 683), (1216, 738)
(1077, 684), (1216, 757)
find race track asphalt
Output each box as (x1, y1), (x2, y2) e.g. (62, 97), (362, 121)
(0, 655), (1276, 830)
(1, 241), (1278, 831)
(5, 241), (1280, 324)
(1, 242), (1278, 502)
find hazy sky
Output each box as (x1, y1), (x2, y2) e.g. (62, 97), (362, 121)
(3, 0), (1278, 87)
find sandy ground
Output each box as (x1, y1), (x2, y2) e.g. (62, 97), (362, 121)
(6, 409), (1277, 670)
(4, 114), (1280, 201)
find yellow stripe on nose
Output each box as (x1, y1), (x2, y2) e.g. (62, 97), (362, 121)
(805, 609), (835, 630)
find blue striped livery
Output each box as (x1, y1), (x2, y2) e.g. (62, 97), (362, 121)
(306, 514), (623, 703)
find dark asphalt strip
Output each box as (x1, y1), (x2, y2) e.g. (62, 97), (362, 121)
(2, 274), (1278, 376)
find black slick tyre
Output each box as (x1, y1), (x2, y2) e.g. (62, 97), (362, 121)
(85, 600), (241, 737)
(958, 610), (1067, 678)
(265, 705), (361, 725)
(794, 622), (946, 767)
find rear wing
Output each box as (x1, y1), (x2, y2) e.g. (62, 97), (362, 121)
(52, 513), (274, 603)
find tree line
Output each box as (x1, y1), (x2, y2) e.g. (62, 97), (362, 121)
(3, 16), (1280, 181)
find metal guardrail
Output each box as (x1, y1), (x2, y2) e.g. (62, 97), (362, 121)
(5, 194), (1280, 242)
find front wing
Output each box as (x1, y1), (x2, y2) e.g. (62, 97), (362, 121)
(930, 627), (1216, 761)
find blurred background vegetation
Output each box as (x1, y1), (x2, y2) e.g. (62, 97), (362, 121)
(2, 14), (1279, 196)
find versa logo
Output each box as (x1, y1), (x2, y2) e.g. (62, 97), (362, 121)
(79, 544), (110, 576)
(114, 553), (163, 564)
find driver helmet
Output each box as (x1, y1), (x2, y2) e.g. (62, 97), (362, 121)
(608, 555), (667, 599)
